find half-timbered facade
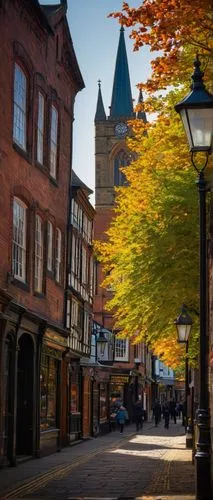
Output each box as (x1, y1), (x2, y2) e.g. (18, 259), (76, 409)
(65, 171), (95, 441)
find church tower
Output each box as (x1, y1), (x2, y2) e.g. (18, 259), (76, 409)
(94, 27), (146, 330)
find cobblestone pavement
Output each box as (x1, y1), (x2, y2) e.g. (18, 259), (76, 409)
(0, 419), (195, 500)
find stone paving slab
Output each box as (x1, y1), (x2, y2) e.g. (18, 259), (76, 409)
(0, 421), (196, 500)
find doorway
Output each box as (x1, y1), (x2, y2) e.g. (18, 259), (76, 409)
(3, 334), (14, 463)
(16, 334), (34, 456)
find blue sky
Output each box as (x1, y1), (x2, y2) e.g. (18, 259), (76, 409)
(43, 1), (153, 203)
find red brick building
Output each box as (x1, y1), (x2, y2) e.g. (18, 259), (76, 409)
(0, 0), (84, 465)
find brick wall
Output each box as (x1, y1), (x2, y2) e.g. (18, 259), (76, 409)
(0, 0), (82, 324)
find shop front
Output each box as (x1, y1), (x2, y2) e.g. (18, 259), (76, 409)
(39, 328), (67, 457)
(92, 368), (110, 435)
(68, 359), (82, 441)
(0, 298), (45, 467)
(110, 374), (130, 411)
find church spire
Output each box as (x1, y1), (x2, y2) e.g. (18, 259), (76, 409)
(137, 88), (147, 122)
(95, 80), (106, 121)
(110, 26), (133, 119)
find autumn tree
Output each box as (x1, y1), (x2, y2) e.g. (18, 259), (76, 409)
(95, 93), (201, 369)
(110, 0), (213, 92)
(96, 1), (213, 369)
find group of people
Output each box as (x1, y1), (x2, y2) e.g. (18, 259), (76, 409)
(111, 397), (184, 434)
(110, 396), (145, 434)
(152, 399), (184, 429)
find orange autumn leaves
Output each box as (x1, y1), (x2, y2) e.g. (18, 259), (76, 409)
(109, 0), (213, 92)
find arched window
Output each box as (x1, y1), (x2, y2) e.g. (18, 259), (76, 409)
(114, 150), (131, 186)
(13, 63), (27, 150)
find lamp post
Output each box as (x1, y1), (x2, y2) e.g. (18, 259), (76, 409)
(175, 56), (213, 500)
(175, 305), (193, 445)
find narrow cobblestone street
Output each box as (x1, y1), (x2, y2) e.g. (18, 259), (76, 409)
(0, 419), (195, 500)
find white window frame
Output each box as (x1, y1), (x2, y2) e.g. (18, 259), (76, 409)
(47, 221), (53, 272)
(55, 228), (61, 282)
(50, 105), (58, 178)
(114, 338), (129, 362)
(71, 199), (78, 228)
(34, 215), (43, 292)
(12, 198), (27, 282)
(66, 297), (71, 329)
(37, 92), (45, 164)
(13, 63), (27, 150)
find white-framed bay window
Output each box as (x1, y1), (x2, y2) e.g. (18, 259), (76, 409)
(50, 104), (58, 178)
(55, 228), (61, 282)
(37, 92), (45, 164)
(114, 338), (129, 362)
(12, 198), (27, 281)
(35, 215), (43, 292)
(47, 221), (53, 272)
(13, 63), (27, 150)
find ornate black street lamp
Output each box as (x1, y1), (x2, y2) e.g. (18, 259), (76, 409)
(175, 305), (193, 445)
(175, 56), (213, 500)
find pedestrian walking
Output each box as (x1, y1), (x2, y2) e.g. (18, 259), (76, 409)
(163, 403), (170, 428)
(153, 399), (161, 427)
(116, 404), (127, 433)
(169, 399), (177, 424)
(133, 396), (144, 432)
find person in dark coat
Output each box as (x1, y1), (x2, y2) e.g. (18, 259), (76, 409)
(164, 403), (170, 429)
(169, 399), (177, 424)
(153, 400), (161, 427)
(134, 397), (144, 432)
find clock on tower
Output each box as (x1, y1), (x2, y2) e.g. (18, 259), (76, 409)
(114, 122), (128, 137)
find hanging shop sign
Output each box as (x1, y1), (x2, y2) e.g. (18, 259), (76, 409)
(44, 328), (67, 351)
(110, 375), (129, 384)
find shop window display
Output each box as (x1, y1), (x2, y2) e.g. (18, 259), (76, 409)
(40, 354), (58, 430)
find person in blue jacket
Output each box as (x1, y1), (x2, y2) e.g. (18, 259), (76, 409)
(116, 404), (127, 433)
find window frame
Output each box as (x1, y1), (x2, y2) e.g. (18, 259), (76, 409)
(114, 338), (129, 362)
(34, 214), (44, 293)
(13, 62), (27, 151)
(49, 104), (58, 179)
(47, 221), (53, 273)
(12, 197), (27, 282)
(55, 227), (62, 283)
(36, 91), (45, 165)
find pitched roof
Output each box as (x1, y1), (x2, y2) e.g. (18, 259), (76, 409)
(31, 0), (54, 33)
(110, 26), (133, 119)
(72, 171), (93, 196)
(40, 2), (84, 91)
(95, 80), (106, 121)
(40, 2), (64, 18)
